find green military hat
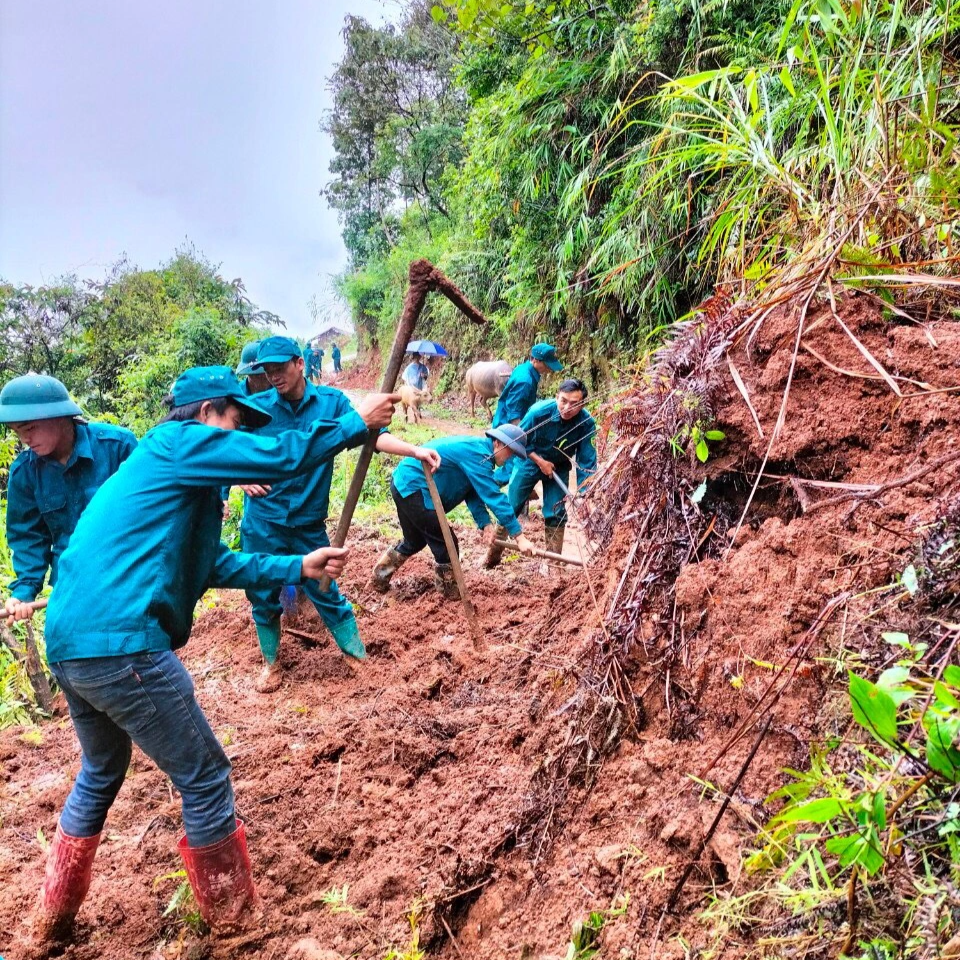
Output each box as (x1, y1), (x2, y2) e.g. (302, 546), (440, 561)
(171, 366), (272, 428)
(256, 336), (302, 365)
(236, 341), (264, 376)
(0, 374), (83, 423)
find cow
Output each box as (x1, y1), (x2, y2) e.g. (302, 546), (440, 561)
(398, 384), (430, 424)
(464, 360), (512, 421)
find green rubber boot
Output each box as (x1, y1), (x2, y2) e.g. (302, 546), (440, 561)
(254, 621), (282, 693)
(329, 615), (366, 659)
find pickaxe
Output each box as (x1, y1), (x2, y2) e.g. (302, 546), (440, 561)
(319, 259), (487, 591)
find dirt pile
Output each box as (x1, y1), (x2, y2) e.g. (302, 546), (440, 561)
(0, 291), (958, 959)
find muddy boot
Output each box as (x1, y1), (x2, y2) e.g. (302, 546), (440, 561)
(544, 523), (566, 557)
(434, 562), (461, 600)
(178, 820), (256, 929)
(483, 525), (508, 569)
(329, 615), (366, 659)
(254, 622), (283, 693)
(32, 824), (100, 942)
(371, 547), (408, 593)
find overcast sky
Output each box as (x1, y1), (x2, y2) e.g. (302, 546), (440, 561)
(0, 0), (394, 337)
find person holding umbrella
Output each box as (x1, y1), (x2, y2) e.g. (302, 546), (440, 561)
(402, 353), (430, 391)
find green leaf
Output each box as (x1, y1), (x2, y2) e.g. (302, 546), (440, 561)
(925, 716), (960, 781)
(872, 791), (886, 831)
(849, 673), (898, 745)
(776, 797), (844, 823)
(877, 667), (913, 705)
(779, 66), (796, 96)
(943, 665), (960, 688)
(690, 480), (707, 504)
(901, 564), (919, 595)
(881, 631), (910, 646)
(704, 430), (725, 441)
(935, 680), (960, 711)
(430, 4), (448, 22)
(695, 438), (709, 463)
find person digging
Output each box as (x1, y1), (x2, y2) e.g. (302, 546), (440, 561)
(0, 373), (137, 623)
(485, 378), (597, 570)
(236, 336), (440, 692)
(25, 366), (398, 946)
(372, 424), (536, 597)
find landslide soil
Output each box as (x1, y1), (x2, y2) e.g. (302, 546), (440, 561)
(1, 293), (959, 960)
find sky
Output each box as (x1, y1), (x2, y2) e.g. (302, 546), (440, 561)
(0, 0), (394, 338)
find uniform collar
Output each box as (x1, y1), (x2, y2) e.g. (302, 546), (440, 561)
(525, 361), (541, 384)
(275, 379), (319, 414)
(38, 421), (90, 469)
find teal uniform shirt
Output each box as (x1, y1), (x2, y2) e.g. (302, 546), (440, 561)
(332, 345), (341, 361)
(6, 421), (137, 602)
(392, 436), (522, 537)
(44, 411), (367, 662)
(242, 382), (367, 528)
(493, 361), (540, 427)
(519, 399), (598, 487)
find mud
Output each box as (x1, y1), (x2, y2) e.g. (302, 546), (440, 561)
(1, 292), (958, 959)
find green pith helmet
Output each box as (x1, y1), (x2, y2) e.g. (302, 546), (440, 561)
(0, 374), (83, 424)
(236, 341), (264, 376)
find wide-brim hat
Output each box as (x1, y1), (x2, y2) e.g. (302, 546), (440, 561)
(236, 341), (264, 376)
(172, 365), (272, 428)
(256, 336), (302, 365)
(486, 423), (528, 459)
(0, 373), (83, 423)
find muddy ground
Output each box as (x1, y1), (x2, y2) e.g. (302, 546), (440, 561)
(1, 292), (959, 960)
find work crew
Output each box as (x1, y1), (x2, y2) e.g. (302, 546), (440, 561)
(31, 366), (398, 941)
(238, 336), (440, 691)
(0, 374), (137, 621)
(492, 343), (563, 428)
(332, 342), (343, 373)
(303, 340), (323, 384)
(486, 378), (596, 567)
(236, 340), (271, 396)
(402, 353), (429, 391)
(372, 425), (536, 598)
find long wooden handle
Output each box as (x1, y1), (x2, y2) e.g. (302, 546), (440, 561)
(319, 259), (487, 591)
(493, 540), (584, 567)
(422, 465), (480, 645)
(0, 598), (48, 620)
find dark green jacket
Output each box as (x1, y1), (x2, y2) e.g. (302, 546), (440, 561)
(44, 412), (366, 662)
(6, 421), (137, 602)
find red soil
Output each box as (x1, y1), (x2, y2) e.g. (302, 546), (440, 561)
(1, 292), (958, 959)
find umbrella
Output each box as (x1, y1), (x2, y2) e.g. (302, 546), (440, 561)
(406, 340), (448, 357)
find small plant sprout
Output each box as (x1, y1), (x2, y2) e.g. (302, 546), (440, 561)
(320, 883), (364, 916)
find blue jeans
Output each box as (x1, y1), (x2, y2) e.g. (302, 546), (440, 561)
(241, 520), (353, 632)
(50, 651), (235, 847)
(508, 459), (571, 527)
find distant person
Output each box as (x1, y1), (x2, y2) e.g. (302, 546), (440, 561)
(402, 353), (429, 391)
(238, 337), (439, 691)
(29, 366), (398, 941)
(332, 342), (343, 373)
(492, 343), (563, 428)
(235, 340), (270, 395)
(372, 425), (535, 598)
(486, 378), (596, 567)
(0, 374), (137, 622)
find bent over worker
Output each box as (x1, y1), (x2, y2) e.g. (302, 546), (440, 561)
(0, 374), (136, 621)
(492, 342), (563, 428)
(372, 424), (536, 598)
(486, 378), (597, 567)
(238, 336), (440, 691)
(31, 366), (398, 943)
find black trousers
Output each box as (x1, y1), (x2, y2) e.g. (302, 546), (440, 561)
(391, 481), (458, 565)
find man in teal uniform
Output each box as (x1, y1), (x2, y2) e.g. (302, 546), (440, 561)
(236, 340), (270, 396)
(486, 378), (596, 567)
(492, 342), (563, 428)
(0, 374), (137, 622)
(239, 336), (440, 691)
(332, 342), (343, 373)
(372, 425), (536, 597)
(30, 366), (398, 942)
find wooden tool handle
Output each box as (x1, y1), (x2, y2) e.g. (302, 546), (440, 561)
(0, 597), (48, 620)
(492, 540), (584, 567)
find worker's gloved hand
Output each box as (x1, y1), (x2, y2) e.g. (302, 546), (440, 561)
(239, 484), (272, 498)
(415, 447), (442, 473)
(515, 534), (536, 557)
(358, 393), (401, 429)
(301, 546), (350, 582)
(481, 525), (497, 546)
(3, 597), (34, 622)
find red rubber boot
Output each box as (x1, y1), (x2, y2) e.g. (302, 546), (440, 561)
(177, 820), (256, 928)
(33, 824), (101, 940)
